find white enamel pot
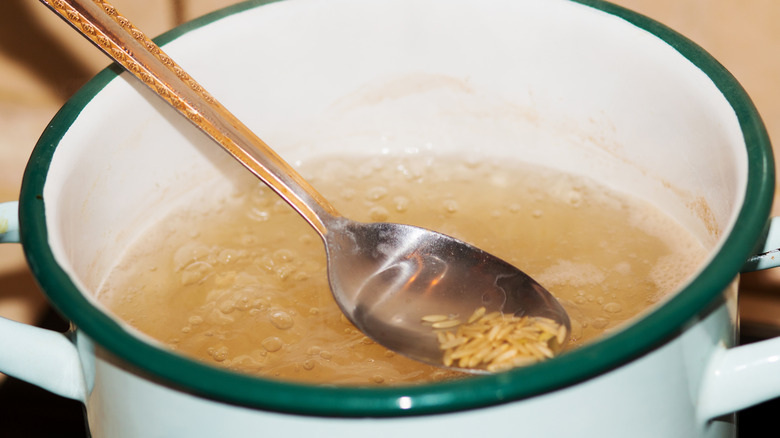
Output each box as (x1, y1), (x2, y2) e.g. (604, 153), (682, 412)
(2, 0), (780, 436)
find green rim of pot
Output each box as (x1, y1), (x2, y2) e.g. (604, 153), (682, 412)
(19, 0), (775, 417)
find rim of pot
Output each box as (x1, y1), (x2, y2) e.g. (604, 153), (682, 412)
(18, 0), (775, 418)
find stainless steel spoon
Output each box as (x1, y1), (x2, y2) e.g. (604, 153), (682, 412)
(42, 0), (571, 371)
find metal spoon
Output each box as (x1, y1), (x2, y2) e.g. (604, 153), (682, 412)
(42, 0), (571, 371)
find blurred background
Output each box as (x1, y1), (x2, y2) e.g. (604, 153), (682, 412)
(1, 0), (779, 436)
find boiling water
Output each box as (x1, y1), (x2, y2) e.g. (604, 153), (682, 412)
(97, 156), (707, 385)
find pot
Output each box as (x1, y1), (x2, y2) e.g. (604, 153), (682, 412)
(1, 0), (779, 436)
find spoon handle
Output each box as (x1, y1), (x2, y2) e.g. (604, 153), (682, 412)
(40, 0), (340, 236)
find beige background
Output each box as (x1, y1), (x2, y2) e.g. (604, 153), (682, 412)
(1, 0), (779, 379)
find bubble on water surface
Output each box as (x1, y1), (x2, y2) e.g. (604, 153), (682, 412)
(366, 186), (388, 201)
(442, 200), (459, 213)
(273, 249), (295, 263)
(236, 296), (252, 311)
(247, 207), (270, 222)
(261, 336), (283, 352)
(173, 243), (211, 271)
(394, 196), (410, 212)
(180, 261), (213, 285)
(276, 265), (295, 280)
(603, 302), (622, 313)
(293, 271), (310, 281)
(209, 346), (229, 362)
(218, 249), (239, 264)
(369, 206), (389, 221)
(218, 300), (235, 314)
(270, 311), (294, 330)
(259, 255), (275, 271)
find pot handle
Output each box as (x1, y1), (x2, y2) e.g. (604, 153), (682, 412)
(0, 201), (86, 402)
(698, 339), (780, 421)
(697, 216), (780, 420)
(741, 217), (780, 271)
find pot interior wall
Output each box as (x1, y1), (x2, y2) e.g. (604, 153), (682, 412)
(43, 0), (746, 341)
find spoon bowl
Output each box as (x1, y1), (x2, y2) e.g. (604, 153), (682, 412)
(326, 220), (569, 367)
(43, 0), (570, 371)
